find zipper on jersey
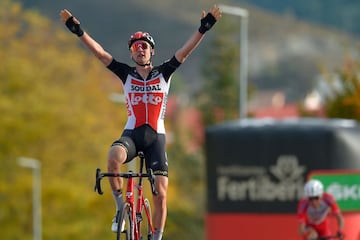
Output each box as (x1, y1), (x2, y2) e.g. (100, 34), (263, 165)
(144, 79), (149, 124)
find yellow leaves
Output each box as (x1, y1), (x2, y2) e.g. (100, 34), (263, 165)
(0, 0), (22, 39)
(322, 48), (360, 120)
(0, 1), (203, 239)
(0, 2), (208, 240)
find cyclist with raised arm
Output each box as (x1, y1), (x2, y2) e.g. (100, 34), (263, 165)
(60, 5), (221, 240)
(297, 179), (345, 240)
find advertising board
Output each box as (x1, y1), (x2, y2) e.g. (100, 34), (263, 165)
(309, 170), (360, 211)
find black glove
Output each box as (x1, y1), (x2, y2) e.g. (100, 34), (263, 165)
(198, 13), (217, 34)
(65, 16), (84, 37)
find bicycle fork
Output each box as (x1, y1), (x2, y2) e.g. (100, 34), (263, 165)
(125, 175), (136, 240)
(135, 179), (154, 239)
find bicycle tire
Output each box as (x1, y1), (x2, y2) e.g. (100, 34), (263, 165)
(117, 203), (133, 240)
(140, 198), (153, 240)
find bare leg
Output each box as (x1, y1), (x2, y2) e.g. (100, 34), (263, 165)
(107, 145), (127, 191)
(108, 145), (128, 232)
(152, 175), (168, 240)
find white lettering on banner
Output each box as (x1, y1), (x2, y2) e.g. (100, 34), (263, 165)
(327, 183), (360, 201)
(217, 176), (304, 201)
(130, 93), (163, 105)
(216, 155), (306, 202)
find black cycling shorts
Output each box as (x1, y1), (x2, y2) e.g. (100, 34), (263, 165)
(111, 124), (168, 176)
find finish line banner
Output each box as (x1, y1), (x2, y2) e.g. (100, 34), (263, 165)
(309, 170), (360, 212)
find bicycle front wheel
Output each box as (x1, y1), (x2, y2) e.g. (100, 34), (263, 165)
(117, 203), (133, 240)
(139, 198), (153, 240)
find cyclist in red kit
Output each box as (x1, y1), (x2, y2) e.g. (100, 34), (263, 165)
(297, 179), (345, 239)
(60, 5), (221, 240)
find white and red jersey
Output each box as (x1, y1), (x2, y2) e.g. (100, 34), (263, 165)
(107, 56), (181, 134)
(297, 192), (341, 236)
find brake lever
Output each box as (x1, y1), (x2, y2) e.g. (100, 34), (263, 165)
(94, 168), (104, 195)
(147, 168), (158, 196)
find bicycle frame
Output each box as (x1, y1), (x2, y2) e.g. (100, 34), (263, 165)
(126, 157), (155, 240)
(94, 152), (158, 240)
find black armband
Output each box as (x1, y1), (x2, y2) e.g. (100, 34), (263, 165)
(198, 13), (217, 34)
(65, 16), (84, 37)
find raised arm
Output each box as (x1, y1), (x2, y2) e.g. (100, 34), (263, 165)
(175, 5), (221, 63)
(59, 9), (113, 66)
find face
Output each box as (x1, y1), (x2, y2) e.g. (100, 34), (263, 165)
(308, 196), (321, 208)
(130, 41), (153, 65)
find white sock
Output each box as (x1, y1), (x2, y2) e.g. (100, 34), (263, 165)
(153, 229), (163, 240)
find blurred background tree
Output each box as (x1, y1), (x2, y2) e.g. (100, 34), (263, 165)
(0, 0), (206, 239)
(196, 16), (241, 126)
(320, 49), (360, 120)
(0, 0), (125, 239)
(1, 0), (360, 239)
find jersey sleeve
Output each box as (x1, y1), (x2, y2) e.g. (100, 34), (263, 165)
(106, 58), (131, 84)
(297, 199), (308, 224)
(160, 56), (181, 81)
(323, 193), (341, 214)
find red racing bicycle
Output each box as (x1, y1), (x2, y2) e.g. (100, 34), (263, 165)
(95, 152), (158, 240)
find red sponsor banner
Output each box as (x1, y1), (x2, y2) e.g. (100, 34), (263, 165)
(206, 213), (360, 240)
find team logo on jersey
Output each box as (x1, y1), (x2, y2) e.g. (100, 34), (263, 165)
(130, 78), (162, 92)
(130, 92), (163, 105)
(129, 78), (164, 105)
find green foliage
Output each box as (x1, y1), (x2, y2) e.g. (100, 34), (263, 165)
(197, 16), (241, 126)
(17, 0), (359, 107)
(0, 1), (206, 239)
(0, 0), (125, 239)
(322, 49), (360, 120)
(165, 119), (206, 239)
